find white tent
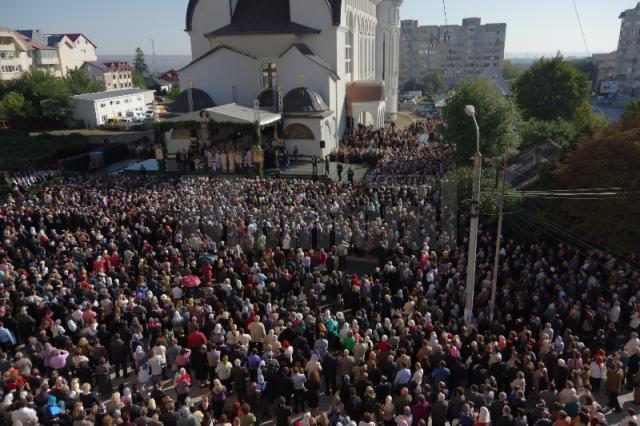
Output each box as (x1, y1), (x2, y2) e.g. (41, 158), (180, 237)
(163, 103), (281, 126)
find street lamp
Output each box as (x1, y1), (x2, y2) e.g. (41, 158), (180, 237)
(463, 104), (482, 325)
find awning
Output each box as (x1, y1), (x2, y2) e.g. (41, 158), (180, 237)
(163, 103), (281, 126)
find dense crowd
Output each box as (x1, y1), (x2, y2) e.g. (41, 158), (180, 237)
(7, 170), (61, 193)
(0, 119), (638, 426)
(330, 120), (455, 183)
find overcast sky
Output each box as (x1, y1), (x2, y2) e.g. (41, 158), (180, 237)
(3, 0), (633, 56)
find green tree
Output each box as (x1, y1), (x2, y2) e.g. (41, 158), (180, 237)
(567, 58), (598, 87)
(502, 60), (525, 80)
(132, 71), (146, 89)
(571, 100), (606, 140)
(64, 69), (104, 95)
(624, 98), (640, 116)
(167, 85), (181, 100)
(0, 91), (36, 127)
(454, 166), (521, 217)
(442, 78), (521, 164)
(401, 79), (425, 93)
(519, 118), (577, 149)
(514, 55), (590, 121)
(134, 47), (148, 75)
(0, 70), (72, 127)
(423, 71), (444, 95)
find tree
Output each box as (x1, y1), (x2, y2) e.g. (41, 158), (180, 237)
(0, 70), (72, 127)
(442, 78), (521, 164)
(514, 55), (590, 121)
(567, 58), (598, 88)
(64, 69), (104, 94)
(551, 112), (640, 250)
(423, 71), (444, 95)
(167, 85), (181, 100)
(132, 71), (146, 89)
(134, 47), (148, 75)
(454, 166), (521, 217)
(502, 60), (525, 80)
(519, 118), (578, 149)
(0, 91), (36, 127)
(624, 98), (640, 116)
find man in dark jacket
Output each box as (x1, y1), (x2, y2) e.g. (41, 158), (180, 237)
(109, 333), (127, 378)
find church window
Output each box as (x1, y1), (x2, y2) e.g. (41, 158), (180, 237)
(346, 31), (353, 74)
(262, 62), (277, 88)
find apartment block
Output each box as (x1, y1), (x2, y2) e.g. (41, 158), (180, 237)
(400, 17), (506, 89)
(616, 2), (640, 97)
(81, 61), (133, 91)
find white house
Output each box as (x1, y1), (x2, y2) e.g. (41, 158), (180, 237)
(180, 0), (402, 157)
(71, 88), (154, 127)
(46, 33), (97, 74)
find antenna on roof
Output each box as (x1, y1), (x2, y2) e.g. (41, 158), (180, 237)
(151, 39), (157, 72)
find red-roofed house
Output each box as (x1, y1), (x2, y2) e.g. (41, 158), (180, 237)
(81, 61), (133, 91)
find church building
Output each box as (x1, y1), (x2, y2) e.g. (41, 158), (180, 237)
(180, 0), (402, 157)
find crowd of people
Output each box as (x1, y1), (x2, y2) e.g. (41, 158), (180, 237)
(6, 170), (61, 193)
(330, 120), (455, 183)
(0, 119), (638, 426)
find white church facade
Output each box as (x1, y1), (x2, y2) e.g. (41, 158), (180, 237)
(180, 0), (402, 157)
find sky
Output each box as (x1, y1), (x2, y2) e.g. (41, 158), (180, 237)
(2, 0), (635, 56)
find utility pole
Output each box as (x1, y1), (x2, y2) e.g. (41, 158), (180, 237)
(151, 39), (157, 72)
(463, 105), (481, 326)
(489, 145), (509, 323)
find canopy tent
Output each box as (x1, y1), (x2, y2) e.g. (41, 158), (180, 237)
(163, 102), (281, 126)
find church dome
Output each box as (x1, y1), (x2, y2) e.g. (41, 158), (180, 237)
(283, 87), (329, 114)
(170, 88), (216, 113)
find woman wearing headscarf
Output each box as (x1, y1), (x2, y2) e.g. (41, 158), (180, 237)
(216, 355), (233, 391)
(174, 367), (192, 405)
(476, 406), (491, 426)
(132, 346), (147, 373)
(382, 395), (396, 426)
(211, 379), (228, 419)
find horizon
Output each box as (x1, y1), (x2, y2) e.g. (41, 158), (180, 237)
(4, 0), (636, 56)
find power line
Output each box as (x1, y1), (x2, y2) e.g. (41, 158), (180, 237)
(571, 0), (591, 57)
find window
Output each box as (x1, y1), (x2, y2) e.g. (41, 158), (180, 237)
(262, 62), (277, 88)
(346, 30), (353, 74)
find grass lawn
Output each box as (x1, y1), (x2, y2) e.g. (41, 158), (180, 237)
(0, 130), (101, 170)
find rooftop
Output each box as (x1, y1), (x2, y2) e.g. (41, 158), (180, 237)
(206, 0), (320, 37)
(73, 88), (153, 102)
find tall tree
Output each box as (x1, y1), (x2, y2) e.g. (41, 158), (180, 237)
(502, 60), (525, 80)
(514, 55), (589, 121)
(552, 112), (640, 250)
(442, 78), (521, 164)
(132, 71), (147, 89)
(423, 70), (444, 95)
(134, 47), (149, 74)
(64, 69), (105, 94)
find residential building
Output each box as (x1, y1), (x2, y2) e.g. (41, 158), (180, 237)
(1, 28), (97, 81)
(81, 61), (133, 91)
(46, 33), (97, 74)
(592, 52), (618, 93)
(615, 2), (640, 97)
(13, 28), (63, 77)
(71, 88), (154, 127)
(0, 28), (31, 81)
(181, 0), (403, 157)
(145, 70), (179, 94)
(400, 17), (506, 89)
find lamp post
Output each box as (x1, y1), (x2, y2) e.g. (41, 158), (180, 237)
(463, 105), (482, 326)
